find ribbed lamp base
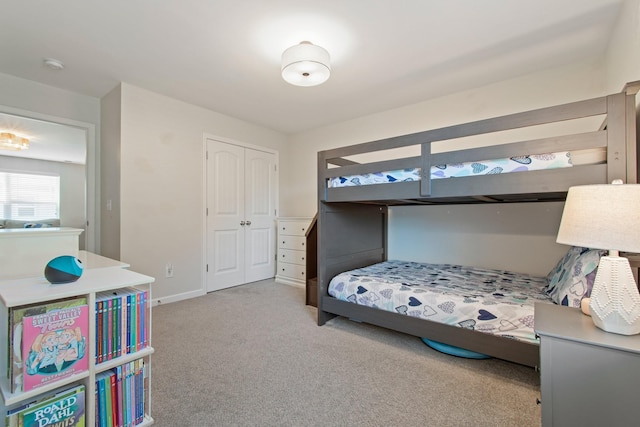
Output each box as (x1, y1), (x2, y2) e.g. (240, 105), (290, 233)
(589, 256), (640, 335)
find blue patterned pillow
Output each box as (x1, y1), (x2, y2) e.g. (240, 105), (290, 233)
(546, 247), (605, 307)
(24, 223), (52, 228)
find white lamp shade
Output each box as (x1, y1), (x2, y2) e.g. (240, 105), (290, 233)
(281, 42), (331, 87)
(556, 182), (640, 253)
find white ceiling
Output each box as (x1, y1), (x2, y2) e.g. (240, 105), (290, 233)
(0, 0), (625, 146)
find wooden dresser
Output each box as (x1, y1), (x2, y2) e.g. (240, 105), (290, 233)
(275, 217), (311, 287)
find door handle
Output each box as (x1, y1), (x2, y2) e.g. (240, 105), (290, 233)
(246, 220), (251, 226)
(240, 221), (246, 226)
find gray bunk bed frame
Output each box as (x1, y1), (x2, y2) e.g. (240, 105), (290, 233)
(316, 83), (639, 368)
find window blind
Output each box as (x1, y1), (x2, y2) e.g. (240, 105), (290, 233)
(0, 171), (60, 220)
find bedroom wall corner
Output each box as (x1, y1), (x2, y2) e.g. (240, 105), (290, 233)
(604, 0), (640, 95)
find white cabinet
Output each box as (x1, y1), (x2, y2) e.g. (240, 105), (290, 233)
(0, 267), (155, 426)
(275, 218), (311, 287)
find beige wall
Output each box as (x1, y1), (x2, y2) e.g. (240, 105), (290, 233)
(116, 83), (288, 303)
(605, 0), (640, 94)
(100, 85), (122, 260)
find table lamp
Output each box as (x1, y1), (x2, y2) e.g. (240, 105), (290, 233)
(556, 180), (640, 335)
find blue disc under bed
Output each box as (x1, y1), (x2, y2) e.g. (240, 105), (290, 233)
(421, 338), (492, 360)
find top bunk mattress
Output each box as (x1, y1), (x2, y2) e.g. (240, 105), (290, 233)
(329, 151), (572, 187)
(328, 260), (554, 344)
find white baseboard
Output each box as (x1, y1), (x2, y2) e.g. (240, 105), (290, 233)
(151, 288), (206, 306)
(275, 276), (305, 288)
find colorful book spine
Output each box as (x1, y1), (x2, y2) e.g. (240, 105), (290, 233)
(121, 295), (127, 359)
(106, 298), (113, 361)
(114, 297), (121, 358)
(130, 295), (137, 355)
(110, 372), (117, 427)
(116, 365), (124, 427)
(96, 372), (108, 427)
(140, 291), (150, 348)
(125, 363), (132, 426)
(96, 300), (103, 364)
(136, 359), (144, 424)
(135, 292), (142, 352)
(126, 294), (132, 355)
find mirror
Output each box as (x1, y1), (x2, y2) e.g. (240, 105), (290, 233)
(0, 110), (95, 251)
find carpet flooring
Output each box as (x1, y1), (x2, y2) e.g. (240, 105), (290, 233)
(151, 279), (541, 426)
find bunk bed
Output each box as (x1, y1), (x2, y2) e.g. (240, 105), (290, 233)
(315, 82), (640, 368)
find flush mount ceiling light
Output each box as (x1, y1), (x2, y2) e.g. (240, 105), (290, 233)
(281, 41), (331, 87)
(43, 58), (64, 70)
(0, 132), (29, 151)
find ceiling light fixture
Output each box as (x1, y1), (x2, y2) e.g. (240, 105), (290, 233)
(281, 41), (331, 87)
(43, 58), (65, 71)
(0, 132), (29, 151)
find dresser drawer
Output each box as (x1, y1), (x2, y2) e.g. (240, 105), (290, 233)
(277, 262), (306, 280)
(279, 221), (310, 236)
(279, 249), (305, 265)
(279, 235), (305, 250)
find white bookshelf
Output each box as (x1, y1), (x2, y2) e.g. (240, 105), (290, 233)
(0, 267), (155, 426)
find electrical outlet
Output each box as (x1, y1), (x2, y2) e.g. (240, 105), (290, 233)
(165, 263), (174, 278)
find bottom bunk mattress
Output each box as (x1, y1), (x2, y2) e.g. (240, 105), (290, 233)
(327, 260), (554, 344)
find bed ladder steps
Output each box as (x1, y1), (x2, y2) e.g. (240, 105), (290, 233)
(305, 213), (318, 307)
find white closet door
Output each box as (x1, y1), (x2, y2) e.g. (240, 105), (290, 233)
(244, 148), (276, 283)
(207, 140), (245, 291)
(206, 139), (276, 292)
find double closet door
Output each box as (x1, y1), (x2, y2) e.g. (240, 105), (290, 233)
(206, 139), (277, 292)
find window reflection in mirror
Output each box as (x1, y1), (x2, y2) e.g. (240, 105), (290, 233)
(0, 112), (88, 250)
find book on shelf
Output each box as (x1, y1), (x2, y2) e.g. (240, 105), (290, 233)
(95, 359), (146, 427)
(7, 297), (88, 394)
(21, 303), (89, 393)
(95, 288), (149, 365)
(5, 384), (85, 427)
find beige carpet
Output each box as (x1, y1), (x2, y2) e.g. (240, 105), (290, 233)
(151, 279), (541, 426)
